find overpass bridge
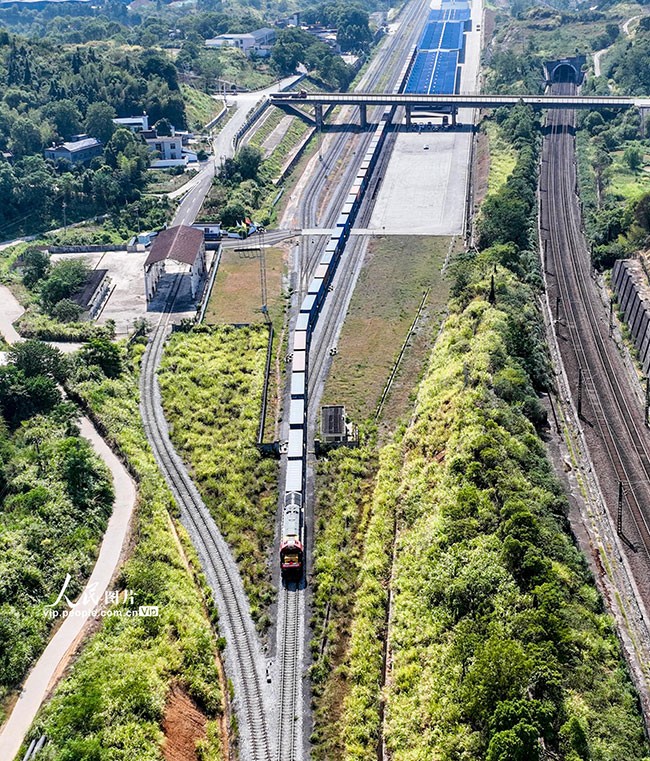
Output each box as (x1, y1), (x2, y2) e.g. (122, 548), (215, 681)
(270, 91), (650, 128)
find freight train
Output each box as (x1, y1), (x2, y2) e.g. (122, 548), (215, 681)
(279, 118), (393, 578)
(279, 49), (416, 577)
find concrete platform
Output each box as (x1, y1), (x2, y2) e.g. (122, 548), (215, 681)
(368, 128), (471, 235)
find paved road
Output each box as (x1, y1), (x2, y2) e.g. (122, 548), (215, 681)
(172, 75), (301, 228)
(0, 287), (137, 761)
(594, 14), (642, 77)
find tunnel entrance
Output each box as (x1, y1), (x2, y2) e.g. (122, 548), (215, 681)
(544, 56), (586, 86)
(552, 63), (578, 83)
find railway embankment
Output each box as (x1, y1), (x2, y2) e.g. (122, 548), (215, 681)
(22, 338), (227, 760)
(309, 105), (650, 761)
(337, 265), (650, 761)
(157, 325), (278, 629)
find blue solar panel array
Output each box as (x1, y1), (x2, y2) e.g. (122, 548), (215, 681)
(405, 2), (470, 95)
(430, 50), (460, 94)
(420, 22), (444, 50)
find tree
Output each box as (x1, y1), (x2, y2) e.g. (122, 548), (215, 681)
(271, 27), (311, 74)
(43, 99), (82, 140)
(221, 201), (247, 227)
(79, 337), (122, 378)
(85, 102), (116, 143)
(154, 118), (173, 136)
(478, 192), (530, 250)
(234, 145), (263, 181)
(624, 144), (643, 171)
(559, 717), (590, 760)
(487, 724), (540, 761)
(634, 191), (650, 232)
(40, 259), (89, 311)
(9, 340), (66, 382)
(91, 167), (122, 208)
(10, 116), (42, 157)
(52, 298), (83, 323)
(0, 366), (60, 427)
(337, 8), (372, 53)
(57, 436), (112, 509)
(21, 247), (50, 287)
(0, 163), (16, 217)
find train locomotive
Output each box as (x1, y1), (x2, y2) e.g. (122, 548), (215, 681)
(279, 83), (404, 577)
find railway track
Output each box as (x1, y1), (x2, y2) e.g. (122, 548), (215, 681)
(297, 0), (428, 283)
(139, 277), (272, 761)
(274, 4), (430, 760)
(544, 83), (650, 582)
(277, 583), (301, 761)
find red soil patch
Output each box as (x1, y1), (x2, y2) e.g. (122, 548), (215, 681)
(162, 684), (207, 761)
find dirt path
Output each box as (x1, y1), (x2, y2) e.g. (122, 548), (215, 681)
(0, 286), (137, 761)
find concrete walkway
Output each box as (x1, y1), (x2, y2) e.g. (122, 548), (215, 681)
(0, 286), (137, 761)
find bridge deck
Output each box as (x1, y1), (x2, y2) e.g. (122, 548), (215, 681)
(271, 92), (650, 110)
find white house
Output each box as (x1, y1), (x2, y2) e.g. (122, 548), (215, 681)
(113, 114), (149, 133)
(205, 27), (276, 57)
(44, 136), (103, 165)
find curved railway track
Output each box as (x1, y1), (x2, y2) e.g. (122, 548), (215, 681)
(544, 83), (650, 574)
(139, 278), (272, 761)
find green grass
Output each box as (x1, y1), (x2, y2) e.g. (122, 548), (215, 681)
(485, 120), (517, 195)
(204, 246), (285, 328)
(262, 118), (310, 182)
(310, 444), (379, 760)
(608, 151), (650, 202)
(211, 47), (275, 91)
(24, 345), (224, 759)
(146, 168), (198, 195)
(322, 235), (452, 425)
(0, 410), (113, 722)
(248, 107), (286, 151)
(158, 326), (278, 629)
(182, 84), (225, 131)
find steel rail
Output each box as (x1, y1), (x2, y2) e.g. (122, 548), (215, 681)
(545, 83), (650, 559)
(139, 278), (272, 761)
(275, 3), (432, 760)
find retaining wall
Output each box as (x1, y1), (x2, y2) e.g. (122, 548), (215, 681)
(612, 258), (650, 374)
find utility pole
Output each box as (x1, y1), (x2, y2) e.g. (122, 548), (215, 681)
(577, 367), (583, 417)
(608, 298), (614, 338)
(62, 200), (67, 238)
(645, 377), (650, 426)
(259, 227), (270, 324)
(617, 480), (624, 536)
(555, 295), (561, 322)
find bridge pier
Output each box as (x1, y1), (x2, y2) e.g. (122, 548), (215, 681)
(405, 105), (412, 128)
(314, 103), (323, 129)
(640, 107), (648, 138)
(451, 108), (457, 127)
(359, 104), (367, 130)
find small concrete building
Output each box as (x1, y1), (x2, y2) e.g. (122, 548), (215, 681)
(144, 225), (206, 302)
(321, 405), (347, 443)
(44, 136), (103, 165)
